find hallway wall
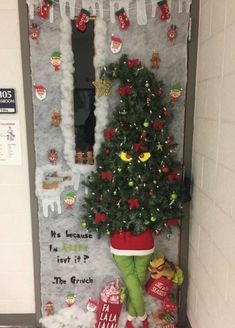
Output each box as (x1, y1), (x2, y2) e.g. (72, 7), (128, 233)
(188, 0), (235, 326)
(0, 0), (35, 314)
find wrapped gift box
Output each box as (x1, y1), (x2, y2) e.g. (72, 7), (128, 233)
(96, 299), (122, 328)
(145, 277), (173, 300)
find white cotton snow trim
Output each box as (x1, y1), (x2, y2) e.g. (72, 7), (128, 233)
(82, 0), (104, 18)
(93, 17), (109, 158)
(60, 17), (75, 169)
(39, 305), (96, 328)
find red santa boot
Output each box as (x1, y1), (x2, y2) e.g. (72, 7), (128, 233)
(115, 8), (130, 30)
(157, 0), (171, 21)
(75, 8), (90, 32)
(37, 0), (54, 20)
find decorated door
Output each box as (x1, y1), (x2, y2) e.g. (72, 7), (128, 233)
(26, 0), (192, 327)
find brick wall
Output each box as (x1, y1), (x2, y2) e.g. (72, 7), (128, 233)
(187, 0), (235, 327)
(0, 0), (35, 313)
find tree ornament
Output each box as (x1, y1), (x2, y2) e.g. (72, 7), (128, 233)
(44, 301), (54, 316)
(33, 84), (46, 100)
(141, 130), (148, 138)
(150, 51), (161, 69)
(104, 128), (116, 140)
(170, 84), (183, 103)
(95, 213), (106, 224)
(170, 192), (178, 201)
(51, 108), (61, 126)
(128, 58), (140, 68)
(143, 120), (149, 128)
(157, 0), (171, 21)
(162, 166), (169, 173)
(37, 0), (54, 20)
(99, 195), (104, 201)
(133, 142), (145, 152)
(65, 291), (76, 307)
(150, 215), (157, 222)
(153, 120), (165, 130)
(50, 51), (61, 71)
(75, 8), (90, 32)
(120, 151), (132, 162)
(117, 167), (122, 172)
(81, 220), (87, 228)
(128, 198), (140, 209)
(119, 84), (133, 97)
(115, 7), (130, 30)
(93, 76), (113, 97)
(139, 152), (151, 162)
(48, 149), (58, 165)
(162, 107), (170, 117)
(156, 142), (163, 151)
(100, 171), (113, 181)
(156, 87), (164, 97)
(128, 179), (134, 187)
(168, 24), (178, 42)
(64, 192), (75, 209)
(110, 35), (123, 54)
(29, 23), (40, 43)
(167, 170), (181, 182)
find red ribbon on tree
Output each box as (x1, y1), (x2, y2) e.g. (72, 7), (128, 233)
(167, 170), (181, 182)
(133, 142), (145, 152)
(119, 84), (133, 97)
(128, 198), (140, 209)
(100, 171), (113, 181)
(153, 120), (165, 130)
(128, 58), (140, 68)
(95, 213), (106, 224)
(104, 128), (116, 140)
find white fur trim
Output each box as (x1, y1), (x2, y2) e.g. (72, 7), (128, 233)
(110, 247), (154, 256)
(139, 313), (147, 321)
(60, 17), (75, 168)
(93, 17), (109, 158)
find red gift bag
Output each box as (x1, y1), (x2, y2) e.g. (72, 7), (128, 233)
(145, 277), (173, 300)
(96, 298), (122, 328)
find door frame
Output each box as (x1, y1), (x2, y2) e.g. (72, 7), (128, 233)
(7, 0), (199, 326)
(178, 0), (199, 327)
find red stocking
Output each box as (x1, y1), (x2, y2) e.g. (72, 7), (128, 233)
(75, 8), (90, 32)
(115, 8), (130, 30)
(157, 0), (171, 21)
(37, 0), (53, 20)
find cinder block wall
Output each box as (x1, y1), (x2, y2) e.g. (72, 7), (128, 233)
(0, 0), (35, 313)
(188, 0), (235, 327)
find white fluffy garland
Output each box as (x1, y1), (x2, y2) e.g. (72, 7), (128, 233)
(60, 17), (76, 168)
(93, 17), (109, 158)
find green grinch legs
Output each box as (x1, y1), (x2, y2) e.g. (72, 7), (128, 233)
(113, 254), (152, 317)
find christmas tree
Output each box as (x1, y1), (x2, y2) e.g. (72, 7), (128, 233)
(82, 55), (183, 238)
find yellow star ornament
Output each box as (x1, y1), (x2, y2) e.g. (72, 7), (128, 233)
(92, 76), (113, 97)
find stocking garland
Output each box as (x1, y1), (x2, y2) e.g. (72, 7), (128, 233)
(75, 8), (90, 32)
(115, 8), (130, 30)
(157, 0), (171, 21)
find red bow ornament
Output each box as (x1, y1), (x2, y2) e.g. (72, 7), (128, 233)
(119, 84), (133, 97)
(128, 198), (140, 209)
(167, 170), (181, 182)
(128, 59), (140, 68)
(95, 213), (106, 224)
(153, 120), (165, 130)
(100, 171), (113, 181)
(133, 142), (145, 152)
(104, 128), (116, 140)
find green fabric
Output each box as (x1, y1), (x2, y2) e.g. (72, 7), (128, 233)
(113, 254), (152, 317)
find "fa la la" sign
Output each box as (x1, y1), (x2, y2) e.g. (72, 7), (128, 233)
(96, 302), (122, 328)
